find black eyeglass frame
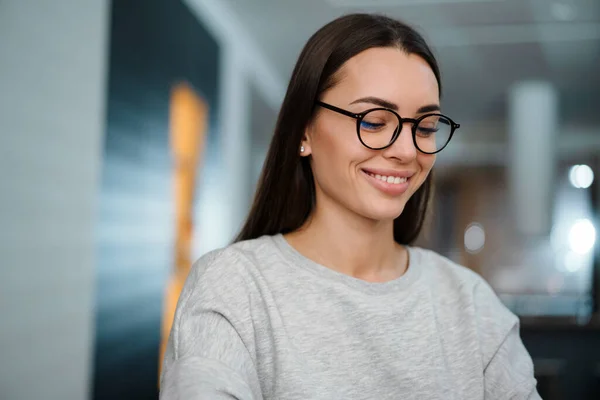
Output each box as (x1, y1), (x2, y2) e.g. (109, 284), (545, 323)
(315, 100), (460, 154)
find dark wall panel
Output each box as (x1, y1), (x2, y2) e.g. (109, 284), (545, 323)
(93, 1), (220, 399)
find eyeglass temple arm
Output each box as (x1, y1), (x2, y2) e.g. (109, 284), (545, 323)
(315, 101), (361, 119)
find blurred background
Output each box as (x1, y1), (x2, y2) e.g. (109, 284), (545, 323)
(0, 0), (598, 399)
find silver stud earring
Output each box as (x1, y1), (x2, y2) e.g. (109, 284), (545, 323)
(300, 145), (305, 153)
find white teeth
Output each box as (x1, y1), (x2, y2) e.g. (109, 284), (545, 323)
(366, 172), (408, 185)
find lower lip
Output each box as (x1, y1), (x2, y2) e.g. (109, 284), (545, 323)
(361, 170), (410, 196)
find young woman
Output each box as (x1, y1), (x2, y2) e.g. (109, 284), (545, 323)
(160, 13), (540, 400)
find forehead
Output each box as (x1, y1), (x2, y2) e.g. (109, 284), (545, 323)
(329, 47), (440, 109)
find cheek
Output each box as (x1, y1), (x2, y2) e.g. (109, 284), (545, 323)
(311, 120), (365, 172)
(417, 154), (436, 178)
(423, 153), (436, 166)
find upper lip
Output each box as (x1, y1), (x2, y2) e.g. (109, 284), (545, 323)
(361, 168), (415, 178)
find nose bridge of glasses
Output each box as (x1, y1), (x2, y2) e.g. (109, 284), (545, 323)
(389, 118), (418, 151)
(394, 117), (418, 139)
(399, 116), (419, 130)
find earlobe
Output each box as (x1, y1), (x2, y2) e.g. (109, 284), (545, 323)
(300, 126), (313, 156)
(300, 143), (311, 156)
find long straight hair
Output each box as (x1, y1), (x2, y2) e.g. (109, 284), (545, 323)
(236, 14), (441, 244)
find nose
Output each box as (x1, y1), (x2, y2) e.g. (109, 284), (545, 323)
(381, 122), (418, 161)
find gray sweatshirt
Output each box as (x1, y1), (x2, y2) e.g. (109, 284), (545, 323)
(160, 234), (540, 399)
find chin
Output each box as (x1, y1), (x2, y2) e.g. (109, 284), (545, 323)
(360, 198), (408, 222)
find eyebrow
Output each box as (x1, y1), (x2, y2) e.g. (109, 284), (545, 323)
(349, 96), (440, 114)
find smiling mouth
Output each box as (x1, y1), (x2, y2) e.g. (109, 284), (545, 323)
(364, 171), (408, 185)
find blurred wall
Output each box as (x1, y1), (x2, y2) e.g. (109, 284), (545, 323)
(249, 82), (278, 194)
(184, 0), (285, 248)
(0, 1), (110, 399)
(93, 0), (220, 399)
(93, 1), (284, 398)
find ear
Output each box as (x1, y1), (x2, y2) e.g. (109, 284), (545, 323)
(300, 125), (313, 157)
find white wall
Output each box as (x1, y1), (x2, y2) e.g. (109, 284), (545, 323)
(186, 0), (284, 254)
(0, 1), (109, 399)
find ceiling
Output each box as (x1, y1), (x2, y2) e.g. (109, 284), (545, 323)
(221, 0), (600, 130)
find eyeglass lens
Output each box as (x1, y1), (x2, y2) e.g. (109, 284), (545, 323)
(359, 109), (452, 153)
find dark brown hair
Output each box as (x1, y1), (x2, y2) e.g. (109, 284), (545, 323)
(236, 13), (441, 244)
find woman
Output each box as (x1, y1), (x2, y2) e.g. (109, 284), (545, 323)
(160, 13), (540, 399)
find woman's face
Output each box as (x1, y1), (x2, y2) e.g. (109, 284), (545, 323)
(302, 47), (439, 222)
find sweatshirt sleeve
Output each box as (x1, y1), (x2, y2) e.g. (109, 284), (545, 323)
(474, 280), (541, 400)
(160, 249), (262, 400)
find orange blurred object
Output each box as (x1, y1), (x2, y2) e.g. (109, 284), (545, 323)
(160, 82), (208, 379)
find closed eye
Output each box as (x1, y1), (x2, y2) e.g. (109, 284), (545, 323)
(416, 127), (438, 137)
(360, 120), (385, 130)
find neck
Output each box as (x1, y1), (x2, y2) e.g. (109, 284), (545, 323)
(285, 193), (407, 282)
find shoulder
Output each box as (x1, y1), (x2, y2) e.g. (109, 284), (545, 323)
(410, 246), (486, 293)
(190, 235), (274, 275)
(181, 235), (276, 301)
(411, 246), (517, 326)
(411, 247), (520, 363)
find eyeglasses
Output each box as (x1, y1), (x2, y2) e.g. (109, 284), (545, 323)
(316, 101), (460, 154)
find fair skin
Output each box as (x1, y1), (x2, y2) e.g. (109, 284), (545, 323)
(285, 47), (439, 283)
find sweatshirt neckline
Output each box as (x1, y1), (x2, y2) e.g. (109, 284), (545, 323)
(270, 233), (421, 295)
